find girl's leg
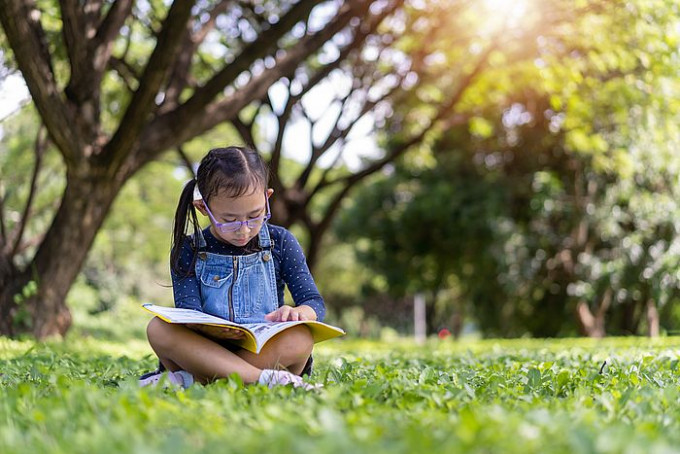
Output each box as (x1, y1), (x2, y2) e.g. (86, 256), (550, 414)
(146, 317), (314, 383)
(235, 325), (314, 376)
(147, 317), (261, 384)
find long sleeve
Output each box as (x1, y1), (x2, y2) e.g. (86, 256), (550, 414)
(276, 228), (326, 321)
(170, 238), (203, 311)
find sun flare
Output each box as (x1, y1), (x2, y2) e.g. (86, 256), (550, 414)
(482, 0), (530, 16)
(478, 0), (532, 34)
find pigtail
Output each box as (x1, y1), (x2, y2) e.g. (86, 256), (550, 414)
(170, 179), (201, 276)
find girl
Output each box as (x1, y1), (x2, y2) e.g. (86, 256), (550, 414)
(141, 147), (324, 390)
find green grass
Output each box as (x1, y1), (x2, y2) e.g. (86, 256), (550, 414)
(1, 334), (680, 453)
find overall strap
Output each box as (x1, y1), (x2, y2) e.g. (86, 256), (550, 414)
(258, 224), (273, 249)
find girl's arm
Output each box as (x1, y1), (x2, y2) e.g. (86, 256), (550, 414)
(170, 239), (203, 311)
(274, 228), (326, 321)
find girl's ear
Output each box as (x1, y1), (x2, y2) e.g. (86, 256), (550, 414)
(266, 188), (274, 198)
(193, 199), (208, 216)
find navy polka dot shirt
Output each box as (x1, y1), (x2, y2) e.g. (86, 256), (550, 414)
(171, 224), (325, 321)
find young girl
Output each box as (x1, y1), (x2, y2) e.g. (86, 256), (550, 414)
(140, 147), (324, 390)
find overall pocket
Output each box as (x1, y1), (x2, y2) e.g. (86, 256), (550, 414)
(198, 266), (233, 320)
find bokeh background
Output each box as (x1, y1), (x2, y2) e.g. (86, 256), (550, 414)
(1, 0), (679, 341)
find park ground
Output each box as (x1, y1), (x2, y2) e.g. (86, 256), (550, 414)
(1, 301), (680, 454)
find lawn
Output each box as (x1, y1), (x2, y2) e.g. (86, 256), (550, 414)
(1, 332), (679, 453)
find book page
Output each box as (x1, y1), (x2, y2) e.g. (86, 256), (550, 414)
(240, 320), (346, 353)
(142, 304), (237, 326)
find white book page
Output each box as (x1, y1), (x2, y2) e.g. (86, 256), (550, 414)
(143, 304), (237, 326)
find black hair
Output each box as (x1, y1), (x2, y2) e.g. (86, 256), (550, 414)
(170, 147), (269, 276)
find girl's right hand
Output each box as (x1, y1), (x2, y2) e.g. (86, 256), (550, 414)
(188, 324), (246, 340)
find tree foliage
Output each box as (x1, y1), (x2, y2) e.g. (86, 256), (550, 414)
(336, 0), (680, 337)
(1, 0), (579, 339)
(3, 0), (677, 339)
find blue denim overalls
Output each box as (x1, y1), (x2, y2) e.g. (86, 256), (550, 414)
(140, 224), (314, 379)
(194, 225), (279, 323)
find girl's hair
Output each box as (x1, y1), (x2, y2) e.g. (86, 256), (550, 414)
(170, 146), (269, 276)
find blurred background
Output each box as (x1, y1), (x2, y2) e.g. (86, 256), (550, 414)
(1, 0), (679, 341)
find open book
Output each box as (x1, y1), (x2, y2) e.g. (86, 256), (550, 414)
(142, 303), (345, 354)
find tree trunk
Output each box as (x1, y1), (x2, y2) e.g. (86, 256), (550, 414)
(575, 288), (612, 338)
(576, 301), (606, 338)
(646, 299), (659, 338)
(0, 255), (21, 335)
(0, 175), (121, 338)
(305, 227), (323, 272)
(413, 292), (426, 344)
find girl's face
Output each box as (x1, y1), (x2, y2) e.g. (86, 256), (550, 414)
(195, 187), (273, 247)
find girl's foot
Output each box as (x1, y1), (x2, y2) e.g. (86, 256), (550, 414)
(139, 370), (194, 389)
(258, 369), (322, 390)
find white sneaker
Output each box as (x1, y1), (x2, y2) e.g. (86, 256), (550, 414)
(258, 369), (322, 390)
(139, 370), (194, 389)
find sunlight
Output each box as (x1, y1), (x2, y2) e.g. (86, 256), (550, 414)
(478, 0), (531, 35)
(0, 74), (29, 122)
(482, 0), (529, 17)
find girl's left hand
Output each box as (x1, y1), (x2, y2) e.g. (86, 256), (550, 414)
(265, 305), (317, 322)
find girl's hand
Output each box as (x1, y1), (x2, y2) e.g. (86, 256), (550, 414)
(188, 324), (246, 340)
(265, 305), (317, 322)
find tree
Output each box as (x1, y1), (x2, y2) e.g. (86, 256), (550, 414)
(0, 0), (615, 339)
(335, 0), (680, 337)
(0, 0), (402, 338)
(0, 0), (550, 339)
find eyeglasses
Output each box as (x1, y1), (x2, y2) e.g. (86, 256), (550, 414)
(201, 193), (271, 233)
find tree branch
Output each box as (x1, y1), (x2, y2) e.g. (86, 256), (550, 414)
(319, 39), (498, 192)
(270, 87), (296, 184)
(138, 0), (372, 164)
(302, 76), (401, 194)
(308, 142), (347, 202)
(307, 174), (357, 254)
(163, 1), (232, 111)
(82, 0), (104, 30)
(109, 56), (138, 92)
(0, 189), (6, 249)
(282, 0), (400, 113)
(61, 0), (133, 135)
(0, 0), (79, 166)
(92, 0), (134, 73)
(175, 0), (321, 116)
(10, 126), (48, 258)
(105, 0), (196, 169)
(269, 11), (373, 189)
(296, 93), (349, 189)
(283, 0), (402, 190)
(176, 146), (194, 175)
(60, 0), (89, 99)
(231, 117), (257, 149)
